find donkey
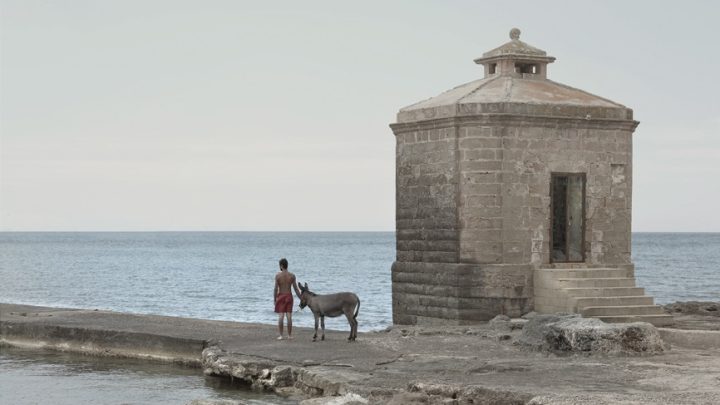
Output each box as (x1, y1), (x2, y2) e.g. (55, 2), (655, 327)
(298, 282), (360, 342)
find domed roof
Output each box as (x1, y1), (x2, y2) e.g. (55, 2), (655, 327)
(395, 29), (633, 124)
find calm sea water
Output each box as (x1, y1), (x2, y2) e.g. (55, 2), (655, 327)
(0, 232), (393, 332)
(0, 346), (296, 405)
(1, 232), (718, 332)
(633, 232), (720, 303)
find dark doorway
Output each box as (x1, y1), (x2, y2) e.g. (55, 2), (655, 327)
(551, 173), (586, 262)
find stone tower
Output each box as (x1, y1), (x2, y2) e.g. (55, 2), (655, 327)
(390, 29), (671, 326)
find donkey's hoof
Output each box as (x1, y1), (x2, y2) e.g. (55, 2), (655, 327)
(321, 336), (325, 341)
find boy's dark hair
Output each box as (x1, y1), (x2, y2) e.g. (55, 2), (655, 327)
(279, 258), (288, 270)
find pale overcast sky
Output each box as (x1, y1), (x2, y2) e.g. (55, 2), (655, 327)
(1, 0), (718, 231)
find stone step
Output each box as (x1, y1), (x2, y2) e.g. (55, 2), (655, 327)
(594, 314), (675, 327)
(564, 287), (646, 297)
(581, 305), (666, 317)
(542, 263), (625, 269)
(537, 268), (631, 279)
(557, 278), (636, 288)
(571, 296), (654, 311)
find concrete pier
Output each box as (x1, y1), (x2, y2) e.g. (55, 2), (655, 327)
(2, 303), (720, 404)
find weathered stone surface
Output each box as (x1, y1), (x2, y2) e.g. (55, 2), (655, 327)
(296, 367), (369, 397)
(406, 382), (534, 404)
(299, 393), (368, 405)
(186, 400), (245, 405)
(658, 328), (720, 350)
(517, 314), (667, 355)
(488, 314), (512, 332)
(268, 365), (295, 388)
(392, 262), (533, 324)
(664, 301), (720, 317)
(527, 392), (720, 405)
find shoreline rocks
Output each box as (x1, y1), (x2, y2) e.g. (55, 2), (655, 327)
(664, 301), (720, 317)
(517, 314), (668, 355)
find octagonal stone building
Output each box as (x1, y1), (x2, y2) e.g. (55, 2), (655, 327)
(390, 29), (671, 326)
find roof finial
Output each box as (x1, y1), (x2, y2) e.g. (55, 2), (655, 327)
(509, 28), (521, 40)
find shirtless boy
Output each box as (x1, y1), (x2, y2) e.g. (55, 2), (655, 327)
(274, 258), (301, 340)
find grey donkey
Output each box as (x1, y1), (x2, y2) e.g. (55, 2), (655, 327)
(298, 282), (360, 342)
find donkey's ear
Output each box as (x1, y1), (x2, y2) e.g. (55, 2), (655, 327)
(304, 282), (308, 290)
(299, 283), (305, 292)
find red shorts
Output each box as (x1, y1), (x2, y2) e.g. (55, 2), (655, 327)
(275, 293), (293, 313)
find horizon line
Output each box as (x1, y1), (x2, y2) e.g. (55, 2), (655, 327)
(1, 229), (718, 234)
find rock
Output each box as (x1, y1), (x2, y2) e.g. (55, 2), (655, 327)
(296, 367), (367, 397)
(489, 314), (512, 332)
(201, 345), (297, 391)
(384, 392), (429, 405)
(408, 382), (459, 398)
(663, 301), (720, 317)
(202, 347), (233, 377)
(186, 400), (244, 405)
(267, 365), (295, 388)
(299, 393), (368, 405)
(460, 385), (534, 404)
(517, 314), (667, 355)
(490, 314), (511, 322)
(405, 383), (533, 404)
(521, 311), (538, 320)
(518, 314), (579, 347)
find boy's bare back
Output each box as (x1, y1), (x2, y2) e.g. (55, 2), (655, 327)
(275, 271), (296, 294)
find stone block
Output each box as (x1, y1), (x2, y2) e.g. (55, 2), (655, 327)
(459, 137), (502, 149)
(463, 126), (495, 138)
(462, 182), (501, 196)
(465, 195), (500, 207)
(460, 160), (502, 172)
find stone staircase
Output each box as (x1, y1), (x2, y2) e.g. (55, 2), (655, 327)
(534, 265), (674, 326)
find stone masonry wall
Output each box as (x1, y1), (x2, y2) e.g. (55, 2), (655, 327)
(392, 261), (532, 325)
(393, 124), (460, 324)
(457, 126), (504, 263)
(457, 120), (634, 266)
(395, 125), (460, 263)
(392, 116), (635, 325)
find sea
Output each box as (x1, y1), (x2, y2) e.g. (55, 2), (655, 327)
(1, 231), (719, 404)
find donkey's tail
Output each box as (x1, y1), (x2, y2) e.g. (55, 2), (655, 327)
(354, 295), (361, 320)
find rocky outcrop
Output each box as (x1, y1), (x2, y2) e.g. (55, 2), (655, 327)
(201, 345), (280, 390)
(664, 301), (720, 317)
(388, 382), (534, 404)
(517, 314), (667, 355)
(201, 344), (368, 400)
(299, 393), (368, 405)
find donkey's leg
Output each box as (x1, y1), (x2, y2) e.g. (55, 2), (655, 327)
(320, 316), (325, 341)
(352, 317), (358, 341)
(344, 311), (354, 341)
(351, 317), (358, 341)
(313, 314), (319, 342)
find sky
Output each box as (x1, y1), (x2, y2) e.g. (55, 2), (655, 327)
(1, 0), (718, 232)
